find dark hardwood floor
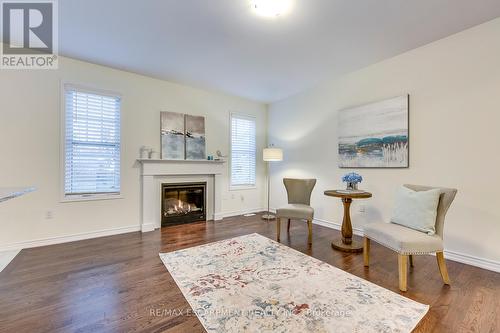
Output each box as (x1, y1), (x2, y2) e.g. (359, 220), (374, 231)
(1, 214), (499, 333)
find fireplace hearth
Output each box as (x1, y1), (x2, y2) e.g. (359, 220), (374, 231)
(161, 182), (206, 226)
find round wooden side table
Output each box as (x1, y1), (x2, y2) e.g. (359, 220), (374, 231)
(324, 190), (372, 253)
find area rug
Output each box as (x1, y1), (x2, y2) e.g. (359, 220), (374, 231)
(159, 233), (428, 333)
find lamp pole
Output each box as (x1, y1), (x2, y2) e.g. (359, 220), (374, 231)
(262, 147), (283, 221)
(262, 161), (274, 220)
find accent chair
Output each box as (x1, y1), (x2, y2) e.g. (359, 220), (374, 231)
(276, 178), (317, 245)
(363, 184), (457, 292)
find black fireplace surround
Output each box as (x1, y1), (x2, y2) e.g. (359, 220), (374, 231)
(161, 182), (206, 226)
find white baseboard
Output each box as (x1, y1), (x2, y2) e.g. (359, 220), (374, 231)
(0, 225), (141, 252)
(221, 207), (266, 219)
(1, 212), (263, 250)
(3, 213), (499, 273)
(313, 217), (364, 236)
(443, 249), (500, 273)
(312, 216), (500, 273)
(142, 209), (265, 232)
(141, 223), (155, 233)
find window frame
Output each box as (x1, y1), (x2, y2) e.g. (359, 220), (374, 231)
(60, 82), (123, 202)
(229, 112), (257, 191)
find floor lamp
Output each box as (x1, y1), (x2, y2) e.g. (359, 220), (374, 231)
(262, 147), (283, 221)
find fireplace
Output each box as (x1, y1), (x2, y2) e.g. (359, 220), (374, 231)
(161, 182), (206, 226)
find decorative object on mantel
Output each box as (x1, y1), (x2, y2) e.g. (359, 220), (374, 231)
(262, 146), (283, 220)
(0, 187), (36, 203)
(140, 146), (152, 159)
(150, 150), (160, 159)
(160, 234), (429, 333)
(161, 111), (206, 160)
(216, 150), (227, 160)
(338, 95), (409, 168)
(324, 189), (372, 253)
(342, 172), (363, 191)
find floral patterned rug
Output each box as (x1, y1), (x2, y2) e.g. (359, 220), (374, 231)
(159, 233), (428, 333)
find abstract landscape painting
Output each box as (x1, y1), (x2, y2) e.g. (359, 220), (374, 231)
(185, 114), (206, 160)
(161, 111), (185, 160)
(338, 95), (409, 168)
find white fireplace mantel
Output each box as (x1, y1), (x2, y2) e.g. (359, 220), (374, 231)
(138, 159), (226, 232)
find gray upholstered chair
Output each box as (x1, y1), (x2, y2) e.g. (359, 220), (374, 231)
(363, 184), (458, 292)
(276, 178), (317, 245)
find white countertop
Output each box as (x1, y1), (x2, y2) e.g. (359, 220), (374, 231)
(0, 187), (36, 203)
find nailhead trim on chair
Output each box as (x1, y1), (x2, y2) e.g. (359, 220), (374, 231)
(367, 236), (444, 255)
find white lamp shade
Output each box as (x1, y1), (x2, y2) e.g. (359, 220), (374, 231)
(263, 148), (283, 161)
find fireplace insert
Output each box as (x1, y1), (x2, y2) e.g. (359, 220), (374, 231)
(161, 182), (206, 226)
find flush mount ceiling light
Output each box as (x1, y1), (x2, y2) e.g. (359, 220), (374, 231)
(252, 0), (292, 18)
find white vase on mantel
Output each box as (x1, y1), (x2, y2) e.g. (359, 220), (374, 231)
(140, 146), (152, 159)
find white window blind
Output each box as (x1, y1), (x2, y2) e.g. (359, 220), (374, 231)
(231, 114), (256, 187)
(64, 86), (121, 197)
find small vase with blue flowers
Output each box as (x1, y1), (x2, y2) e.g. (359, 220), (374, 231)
(342, 172), (363, 191)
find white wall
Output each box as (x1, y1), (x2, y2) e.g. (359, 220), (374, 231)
(269, 18), (500, 268)
(0, 56), (267, 249)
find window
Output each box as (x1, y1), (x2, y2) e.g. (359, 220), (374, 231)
(230, 114), (256, 188)
(63, 85), (121, 200)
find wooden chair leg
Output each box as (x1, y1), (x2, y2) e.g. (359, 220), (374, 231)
(287, 219), (291, 233)
(307, 219), (312, 245)
(409, 255), (414, 268)
(436, 252), (451, 285)
(363, 237), (370, 267)
(276, 218), (281, 242)
(398, 254), (408, 292)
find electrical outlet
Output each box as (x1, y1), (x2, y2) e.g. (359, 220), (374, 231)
(45, 210), (54, 219)
(358, 205), (366, 213)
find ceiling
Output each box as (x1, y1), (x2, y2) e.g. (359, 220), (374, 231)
(59, 0), (500, 103)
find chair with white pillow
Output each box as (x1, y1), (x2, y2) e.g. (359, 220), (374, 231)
(363, 184), (457, 292)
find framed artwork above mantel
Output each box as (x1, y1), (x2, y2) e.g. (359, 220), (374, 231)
(338, 95), (409, 168)
(161, 111), (185, 160)
(160, 111), (206, 160)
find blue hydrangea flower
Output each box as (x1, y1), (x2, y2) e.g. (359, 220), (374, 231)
(342, 172), (363, 184)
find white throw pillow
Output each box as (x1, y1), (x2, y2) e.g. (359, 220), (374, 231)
(391, 186), (441, 235)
